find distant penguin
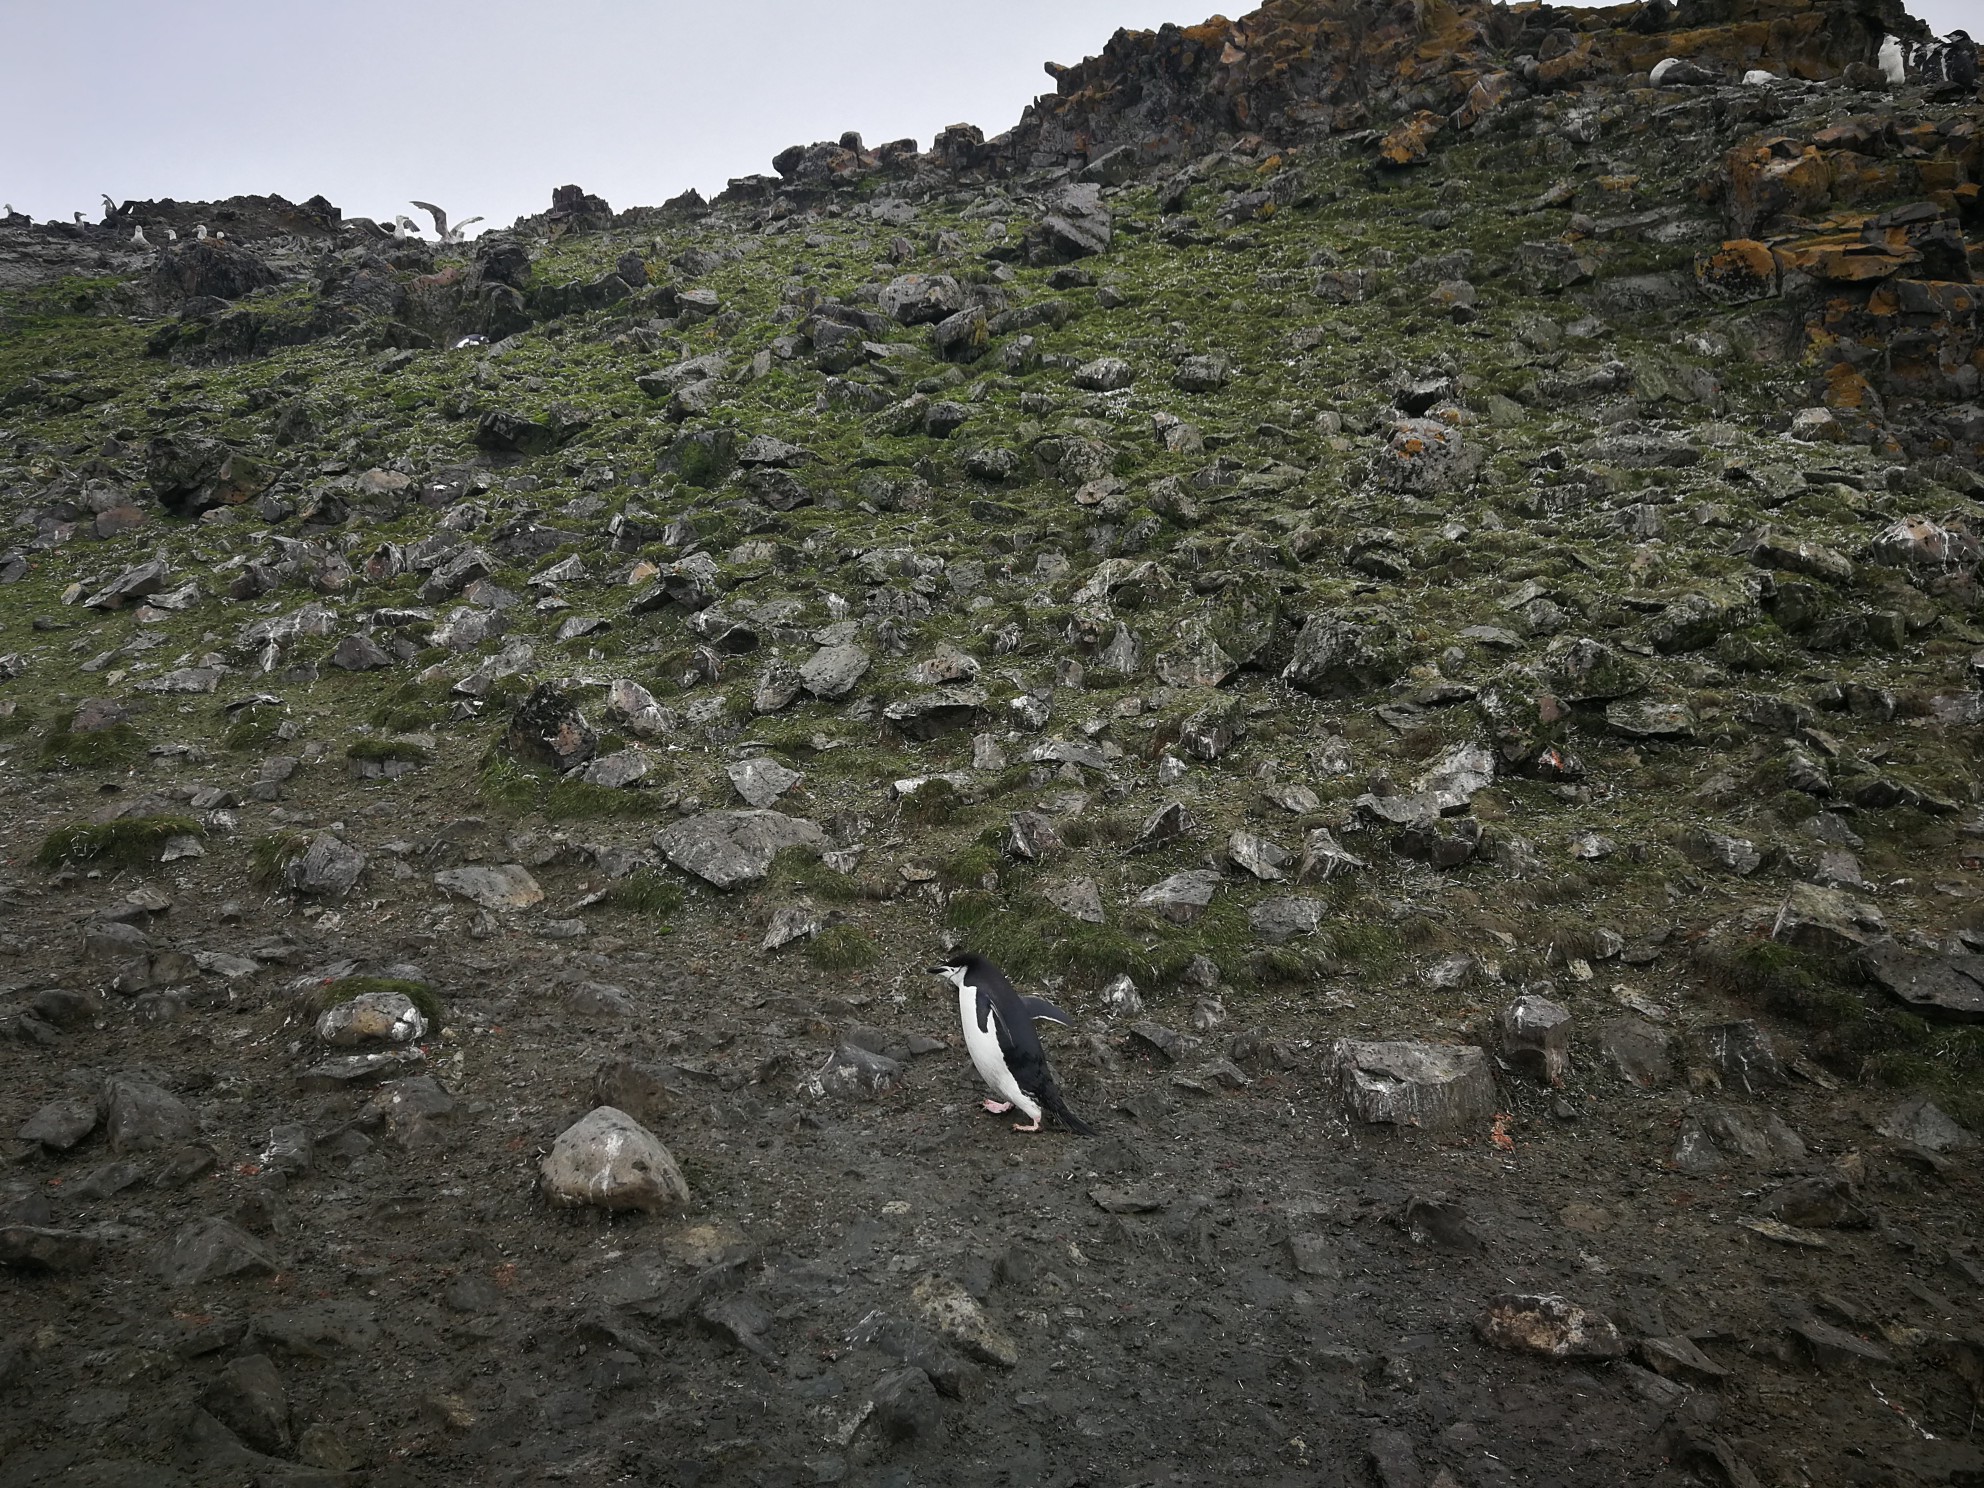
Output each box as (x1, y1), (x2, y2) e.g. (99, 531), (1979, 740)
(930, 953), (1094, 1135)
(1878, 34), (1907, 85)
(132, 225), (150, 248)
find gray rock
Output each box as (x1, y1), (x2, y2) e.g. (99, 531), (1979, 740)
(506, 682), (597, 771)
(284, 834), (366, 899)
(575, 748), (653, 789)
(605, 678), (676, 738)
(540, 1107), (689, 1212)
(1605, 700), (1697, 739)
(1007, 811), (1063, 862)
(800, 643), (871, 700)
(1298, 827), (1367, 883)
(1135, 870), (1224, 924)
(0, 1225), (102, 1272)
(1671, 1105), (1806, 1174)
(1034, 182), (1113, 260)
(1227, 831), (1292, 881)
(883, 687), (988, 738)
(1874, 1096), (1977, 1153)
(1249, 897), (1326, 943)
(103, 1078), (197, 1154)
(1329, 1041), (1496, 1129)
(1773, 882), (1885, 953)
(1044, 878), (1106, 924)
(861, 1367), (945, 1443)
(1502, 995), (1571, 1086)
(727, 756), (802, 808)
(204, 1354), (289, 1454)
(1131, 800), (1193, 852)
(652, 810), (826, 889)
(879, 273), (965, 326)
(1587, 1023), (1666, 1087)
(1073, 356), (1135, 392)
(153, 1218), (276, 1287)
(565, 981), (632, 1017)
(812, 1043), (904, 1100)
(761, 905), (823, 951)
(18, 1098), (99, 1150)
(1860, 943), (1984, 1022)
(1690, 1020), (1784, 1095)
(1282, 612), (1403, 695)
(434, 864), (544, 910)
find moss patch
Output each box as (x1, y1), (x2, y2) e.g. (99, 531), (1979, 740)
(35, 815), (200, 869)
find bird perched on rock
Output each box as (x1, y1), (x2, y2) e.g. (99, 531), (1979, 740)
(193, 224), (208, 240)
(411, 201), (484, 243)
(930, 953), (1093, 1135)
(131, 225), (150, 248)
(100, 193), (116, 219)
(1880, 30), (1979, 90)
(392, 214), (419, 241)
(163, 227), (177, 242)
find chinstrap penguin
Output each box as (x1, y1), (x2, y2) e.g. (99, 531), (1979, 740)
(931, 952), (1093, 1135)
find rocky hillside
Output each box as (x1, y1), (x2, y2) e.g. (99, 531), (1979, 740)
(2, 1), (1983, 1483)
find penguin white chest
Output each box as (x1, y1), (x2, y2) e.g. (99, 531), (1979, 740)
(957, 980), (1037, 1118)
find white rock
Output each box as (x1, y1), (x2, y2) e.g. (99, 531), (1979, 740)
(539, 1106), (689, 1213)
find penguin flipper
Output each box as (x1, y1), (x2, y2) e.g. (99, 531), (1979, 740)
(1020, 997), (1075, 1028)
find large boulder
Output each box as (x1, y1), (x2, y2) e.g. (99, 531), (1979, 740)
(147, 433), (272, 515)
(539, 1107), (688, 1212)
(152, 239), (282, 303)
(651, 810), (827, 889)
(1327, 1041), (1496, 1130)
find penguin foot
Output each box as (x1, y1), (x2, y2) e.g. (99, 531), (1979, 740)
(1012, 1114), (1044, 1133)
(982, 1100), (1013, 1113)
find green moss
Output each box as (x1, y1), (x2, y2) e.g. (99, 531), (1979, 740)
(1695, 937), (1863, 1027)
(807, 923), (880, 971)
(0, 704), (35, 739)
(899, 779), (966, 826)
(346, 737), (431, 764)
(316, 975), (445, 1033)
(37, 724), (148, 772)
(607, 868), (684, 917)
(35, 815), (200, 869)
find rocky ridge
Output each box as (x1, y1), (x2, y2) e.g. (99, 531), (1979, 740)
(1, 0), (1983, 1483)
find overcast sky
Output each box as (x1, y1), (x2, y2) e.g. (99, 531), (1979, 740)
(2, 0), (1970, 233)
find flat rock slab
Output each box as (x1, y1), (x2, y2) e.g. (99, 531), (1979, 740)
(1476, 1294), (1626, 1359)
(1134, 869), (1224, 924)
(652, 810), (826, 889)
(153, 1218), (276, 1287)
(727, 756), (802, 808)
(1328, 1040), (1496, 1130)
(0, 1225), (103, 1272)
(1874, 1095), (1977, 1153)
(1861, 943), (1984, 1022)
(18, 1097), (100, 1150)
(540, 1106), (689, 1213)
(102, 1078), (197, 1155)
(434, 864), (543, 910)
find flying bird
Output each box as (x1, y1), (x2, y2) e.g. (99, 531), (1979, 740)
(411, 201), (483, 243)
(930, 953), (1094, 1135)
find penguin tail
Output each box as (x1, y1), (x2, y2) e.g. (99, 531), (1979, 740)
(1044, 1086), (1095, 1136)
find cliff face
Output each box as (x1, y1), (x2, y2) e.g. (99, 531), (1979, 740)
(996, 0), (1923, 170)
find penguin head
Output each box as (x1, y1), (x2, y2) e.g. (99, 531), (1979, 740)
(928, 955), (974, 989)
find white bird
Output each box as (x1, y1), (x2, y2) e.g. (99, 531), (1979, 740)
(411, 201), (483, 243)
(72, 211), (85, 225)
(132, 225), (151, 248)
(101, 193), (115, 218)
(194, 224), (208, 241)
(164, 227), (177, 242)
(1877, 33), (1906, 85)
(392, 214), (419, 241)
